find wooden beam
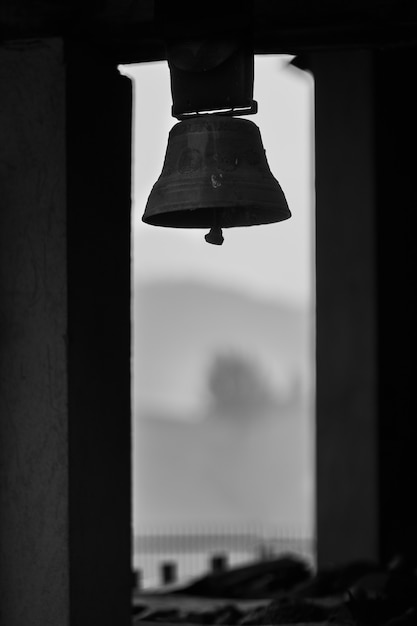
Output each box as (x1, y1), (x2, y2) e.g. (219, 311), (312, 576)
(1, 1), (417, 63)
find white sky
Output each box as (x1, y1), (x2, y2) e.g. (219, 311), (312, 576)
(121, 55), (315, 307)
(120, 58), (316, 540)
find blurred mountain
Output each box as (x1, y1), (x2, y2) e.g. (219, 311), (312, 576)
(133, 278), (313, 416)
(132, 279), (314, 531)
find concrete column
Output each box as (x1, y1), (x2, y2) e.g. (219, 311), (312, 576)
(313, 46), (417, 567)
(0, 38), (132, 625)
(374, 47), (417, 565)
(313, 50), (379, 567)
(0, 38), (70, 626)
(66, 41), (132, 626)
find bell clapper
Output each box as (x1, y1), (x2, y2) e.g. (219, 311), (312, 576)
(205, 226), (224, 245)
(205, 208), (224, 245)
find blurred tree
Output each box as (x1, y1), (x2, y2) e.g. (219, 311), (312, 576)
(207, 352), (277, 417)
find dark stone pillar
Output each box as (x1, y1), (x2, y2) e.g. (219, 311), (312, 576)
(313, 50), (379, 568)
(375, 47), (417, 565)
(66, 42), (132, 625)
(0, 38), (132, 625)
(0, 39), (70, 626)
(312, 46), (417, 568)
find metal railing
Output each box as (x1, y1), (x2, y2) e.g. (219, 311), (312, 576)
(132, 524), (315, 589)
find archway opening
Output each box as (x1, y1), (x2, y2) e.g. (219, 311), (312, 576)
(121, 54), (315, 589)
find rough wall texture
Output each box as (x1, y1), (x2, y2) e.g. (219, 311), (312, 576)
(0, 39), (69, 625)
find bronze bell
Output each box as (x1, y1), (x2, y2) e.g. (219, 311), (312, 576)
(142, 114), (291, 244)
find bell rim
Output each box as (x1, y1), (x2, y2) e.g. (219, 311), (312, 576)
(142, 203), (291, 229)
